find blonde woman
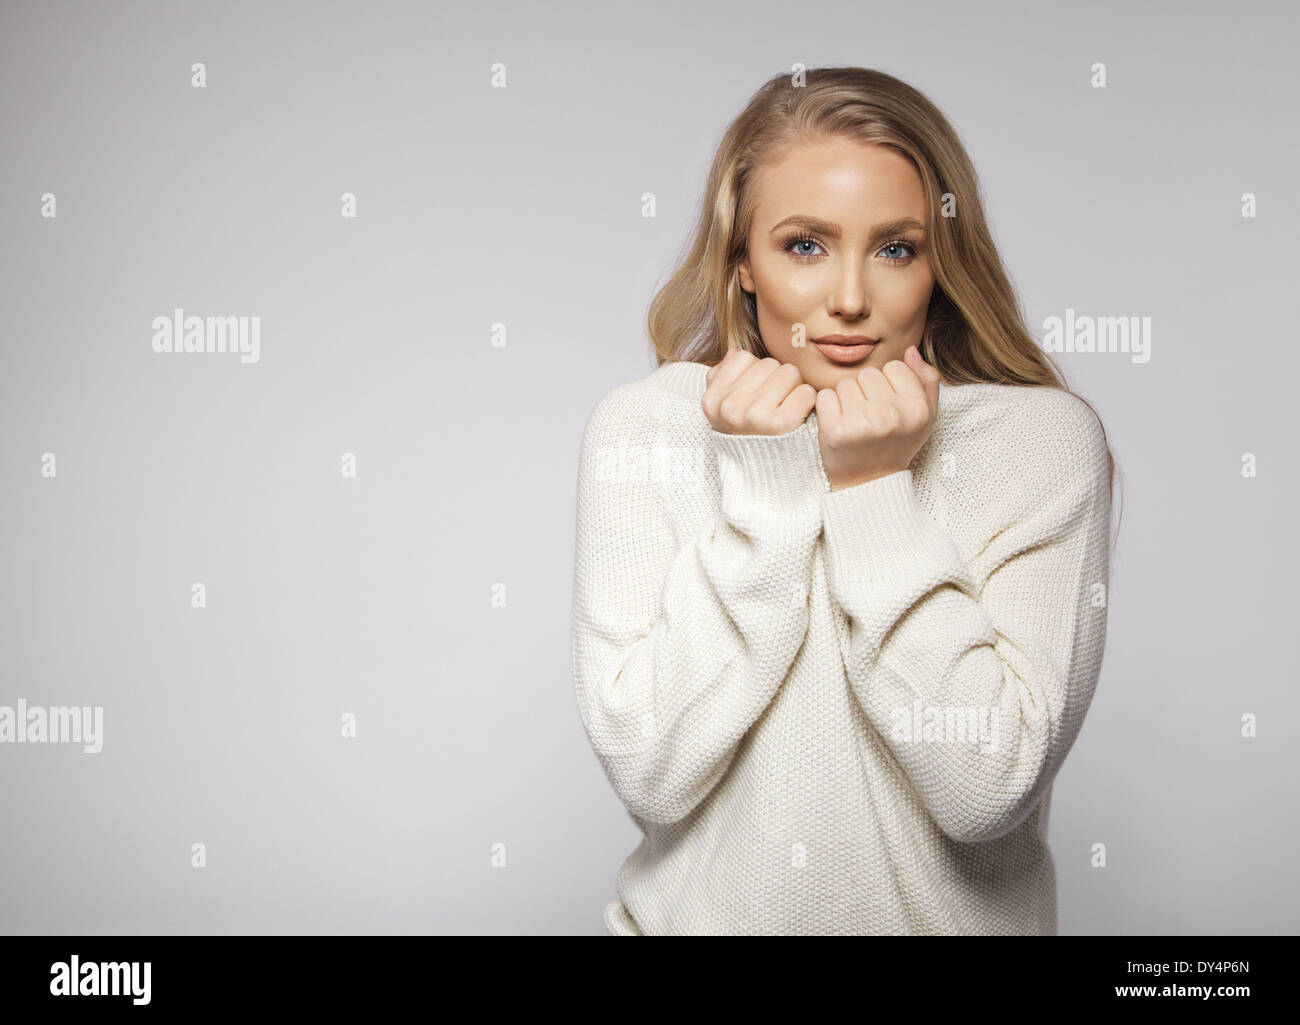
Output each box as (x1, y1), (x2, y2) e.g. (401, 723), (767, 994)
(571, 66), (1119, 936)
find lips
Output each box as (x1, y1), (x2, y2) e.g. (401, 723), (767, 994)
(812, 339), (877, 365)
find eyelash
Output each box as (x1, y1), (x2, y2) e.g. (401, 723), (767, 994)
(780, 233), (919, 264)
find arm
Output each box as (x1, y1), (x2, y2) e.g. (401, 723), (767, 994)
(819, 397), (1111, 843)
(571, 387), (826, 826)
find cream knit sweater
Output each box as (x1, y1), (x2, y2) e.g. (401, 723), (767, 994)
(571, 359), (1112, 935)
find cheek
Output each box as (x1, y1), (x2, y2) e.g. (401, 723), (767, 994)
(870, 283), (933, 341)
(902, 272), (936, 318)
(754, 259), (821, 311)
(877, 274), (930, 313)
(783, 277), (825, 311)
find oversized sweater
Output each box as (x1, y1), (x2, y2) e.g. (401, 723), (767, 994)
(570, 359), (1112, 935)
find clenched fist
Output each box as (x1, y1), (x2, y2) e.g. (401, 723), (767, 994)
(815, 345), (941, 490)
(703, 347), (817, 437)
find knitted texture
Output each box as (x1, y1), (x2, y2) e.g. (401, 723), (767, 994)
(571, 359), (1112, 935)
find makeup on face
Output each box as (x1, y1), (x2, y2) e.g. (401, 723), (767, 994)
(811, 335), (878, 364)
(737, 138), (935, 389)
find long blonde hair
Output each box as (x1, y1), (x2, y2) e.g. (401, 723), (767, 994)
(646, 66), (1121, 550)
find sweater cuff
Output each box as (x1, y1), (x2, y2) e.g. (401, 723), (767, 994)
(820, 469), (954, 575)
(711, 419), (829, 513)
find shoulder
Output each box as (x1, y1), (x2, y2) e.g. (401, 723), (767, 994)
(579, 361), (710, 447)
(575, 364), (716, 508)
(938, 381), (1104, 460)
(932, 381), (1109, 510)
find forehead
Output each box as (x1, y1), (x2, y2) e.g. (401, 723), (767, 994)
(752, 137), (926, 222)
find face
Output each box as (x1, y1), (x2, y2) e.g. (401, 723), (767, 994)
(737, 135), (937, 392)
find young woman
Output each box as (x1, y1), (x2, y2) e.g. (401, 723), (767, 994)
(571, 66), (1119, 936)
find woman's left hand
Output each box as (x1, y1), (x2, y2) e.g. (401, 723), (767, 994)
(816, 345), (942, 491)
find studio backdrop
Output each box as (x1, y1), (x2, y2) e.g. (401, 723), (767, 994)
(1, 0), (1297, 934)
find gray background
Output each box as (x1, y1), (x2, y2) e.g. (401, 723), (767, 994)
(1, 0), (1297, 935)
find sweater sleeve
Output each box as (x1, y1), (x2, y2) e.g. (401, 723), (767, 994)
(571, 387), (827, 826)
(818, 394), (1111, 844)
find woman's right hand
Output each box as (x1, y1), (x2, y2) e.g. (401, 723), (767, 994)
(703, 346), (817, 436)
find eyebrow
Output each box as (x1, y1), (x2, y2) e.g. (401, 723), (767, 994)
(768, 215), (926, 242)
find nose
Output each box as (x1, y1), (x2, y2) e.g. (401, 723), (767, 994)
(827, 254), (869, 319)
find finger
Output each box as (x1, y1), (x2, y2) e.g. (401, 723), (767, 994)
(706, 346), (754, 394)
(710, 356), (784, 432)
(754, 365), (814, 430)
(707, 348), (738, 387)
(777, 382), (817, 423)
(728, 356), (784, 407)
(750, 362), (805, 417)
(834, 373), (871, 422)
(705, 345), (737, 385)
(815, 385), (841, 426)
(855, 365), (894, 405)
(881, 355), (927, 415)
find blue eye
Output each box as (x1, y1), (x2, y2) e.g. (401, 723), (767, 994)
(880, 241), (917, 262)
(782, 234), (825, 258)
(779, 233), (919, 264)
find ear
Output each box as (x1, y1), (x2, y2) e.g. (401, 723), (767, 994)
(737, 259), (755, 294)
